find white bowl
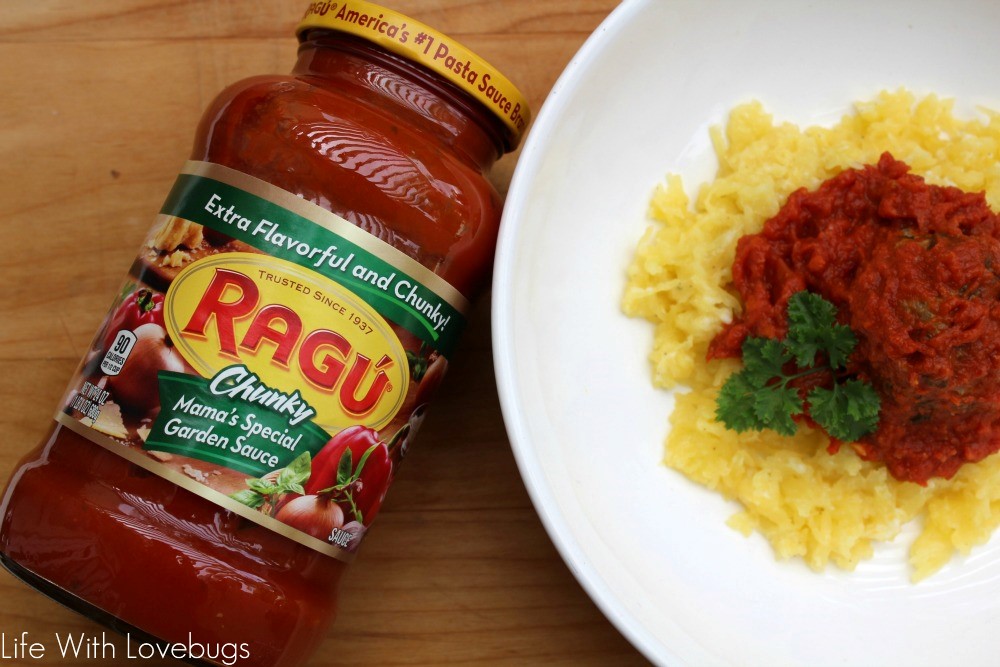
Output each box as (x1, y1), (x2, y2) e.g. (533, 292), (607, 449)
(492, 0), (1000, 665)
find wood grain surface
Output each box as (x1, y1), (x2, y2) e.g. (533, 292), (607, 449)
(0, 1), (649, 665)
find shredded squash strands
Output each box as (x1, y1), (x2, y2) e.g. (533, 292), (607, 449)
(622, 90), (1000, 581)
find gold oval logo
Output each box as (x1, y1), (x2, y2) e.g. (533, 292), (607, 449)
(164, 252), (409, 432)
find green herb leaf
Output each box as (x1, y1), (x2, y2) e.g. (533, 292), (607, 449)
(714, 291), (880, 444)
(787, 290), (836, 329)
(716, 369), (767, 433)
(808, 380), (881, 441)
(785, 291), (856, 368)
(278, 451), (312, 489)
(742, 336), (793, 384)
(336, 449), (353, 486)
(352, 443), (380, 481)
(246, 478), (278, 495)
(230, 489), (265, 509)
(753, 384), (803, 437)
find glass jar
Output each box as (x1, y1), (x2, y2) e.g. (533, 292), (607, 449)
(0, 3), (528, 666)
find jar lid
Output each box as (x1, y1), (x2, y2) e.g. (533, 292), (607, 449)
(297, 1), (531, 150)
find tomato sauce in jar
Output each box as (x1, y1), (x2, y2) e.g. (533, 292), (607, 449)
(0, 3), (529, 666)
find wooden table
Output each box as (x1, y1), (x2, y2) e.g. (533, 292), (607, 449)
(0, 1), (648, 665)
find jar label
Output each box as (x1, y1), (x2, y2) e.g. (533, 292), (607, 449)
(56, 161), (458, 561)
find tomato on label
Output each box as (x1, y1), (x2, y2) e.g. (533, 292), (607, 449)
(102, 288), (165, 352)
(305, 425), (408, 525)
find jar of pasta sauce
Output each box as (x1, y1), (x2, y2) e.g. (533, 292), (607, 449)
(0, 3), (528, 666)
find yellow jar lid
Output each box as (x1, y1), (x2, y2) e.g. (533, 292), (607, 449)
(297, 1), (531, 149)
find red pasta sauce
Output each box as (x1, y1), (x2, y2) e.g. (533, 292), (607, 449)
(710, 153), (1000, 485)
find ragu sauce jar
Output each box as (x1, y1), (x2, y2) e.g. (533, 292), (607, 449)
(0, 3), (529, 666)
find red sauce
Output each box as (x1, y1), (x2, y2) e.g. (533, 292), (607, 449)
(710, 153), (1000, 485)
(0, 18), (522, 667)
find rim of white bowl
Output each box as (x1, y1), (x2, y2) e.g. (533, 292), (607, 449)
(492, 0), (674, 664)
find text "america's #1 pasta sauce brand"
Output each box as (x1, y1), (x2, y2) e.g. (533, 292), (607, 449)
(0, 2), (530, 665)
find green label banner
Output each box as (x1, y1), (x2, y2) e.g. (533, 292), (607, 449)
(160, 172), (464, 356)
(145, 370), (331, 477)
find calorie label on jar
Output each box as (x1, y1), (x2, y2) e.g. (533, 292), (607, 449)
(56, 161), (460, 561)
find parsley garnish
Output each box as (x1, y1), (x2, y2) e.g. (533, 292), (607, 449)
(715, 292), (880, 441)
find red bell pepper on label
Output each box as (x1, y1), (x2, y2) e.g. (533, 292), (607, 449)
(306, 425), (408, 525)
(102, 288), (165, 351)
